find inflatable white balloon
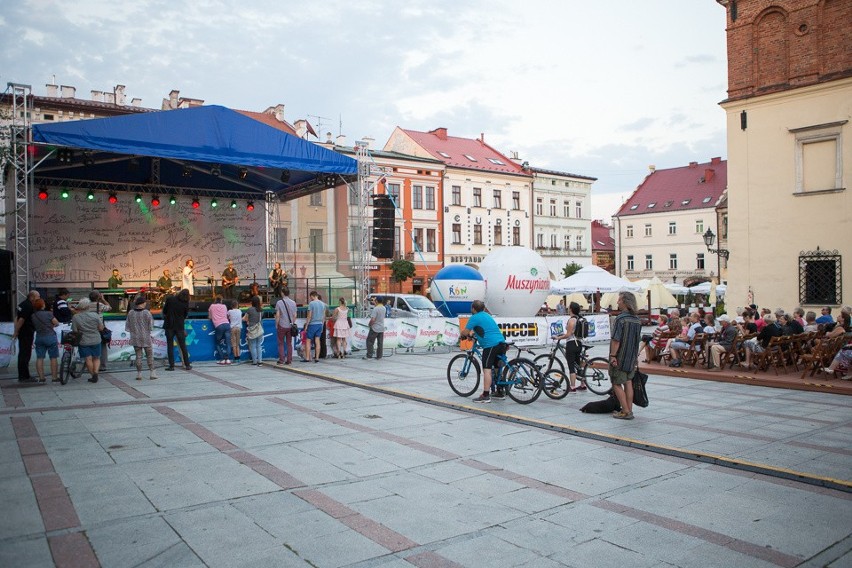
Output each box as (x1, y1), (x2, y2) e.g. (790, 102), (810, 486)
(479, 247), (550, 317)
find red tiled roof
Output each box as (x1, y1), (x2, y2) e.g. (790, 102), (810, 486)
(236, 110), (297, 135)
(614, 158), (727, 217)
(400, 127), (528, 176)
(591, 220), (615, 251)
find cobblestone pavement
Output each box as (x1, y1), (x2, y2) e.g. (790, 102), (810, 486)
(1, 345), (850, 567)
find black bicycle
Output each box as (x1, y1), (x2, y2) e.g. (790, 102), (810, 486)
(58, 330), (84, 385)
(535, 340), (611, 397)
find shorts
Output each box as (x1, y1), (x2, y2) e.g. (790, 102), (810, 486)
(35, 336), (59, 359)
(609, 364), (635, 386)
(79, 343), (102, 359)
(306, 323), (324, 340)
(670, 341), (690, 351)
(481, 343), (508, 370)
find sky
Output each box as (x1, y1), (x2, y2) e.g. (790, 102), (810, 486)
(1, 0), (729, 223)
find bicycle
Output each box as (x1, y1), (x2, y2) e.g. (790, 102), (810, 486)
(447, 339), (542, 404)
(58, 330), (84, 385)
(536, 340), (611, 397)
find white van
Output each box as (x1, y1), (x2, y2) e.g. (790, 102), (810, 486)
(367, 293), (442, 318)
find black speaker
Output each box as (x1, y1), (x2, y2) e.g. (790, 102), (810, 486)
(371, 195), (395, 259)
(0, 250), (12, 321)
(190, 301), (212, 313)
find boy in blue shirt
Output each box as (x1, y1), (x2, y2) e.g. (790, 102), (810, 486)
(460, 300), (507, 403)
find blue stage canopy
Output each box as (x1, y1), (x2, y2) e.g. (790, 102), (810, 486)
(31, 105), (358, 199)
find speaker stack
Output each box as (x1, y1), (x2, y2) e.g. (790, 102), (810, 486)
(371, 195), (395, 259)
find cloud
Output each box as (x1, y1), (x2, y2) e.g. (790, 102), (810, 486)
(675, 53), (718, 67)
(623, 117), (656, 132)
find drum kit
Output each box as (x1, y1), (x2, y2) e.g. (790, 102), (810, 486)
(125, 285), (179, 310)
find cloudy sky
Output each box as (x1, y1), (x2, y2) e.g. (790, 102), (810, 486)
(1, 0), (729, 222)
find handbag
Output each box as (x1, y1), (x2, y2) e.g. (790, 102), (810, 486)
(283, 302), (298, 335)
(100, 327), (113, 344)
(247, 323), (263, 340)
(632, 371), (649, 408)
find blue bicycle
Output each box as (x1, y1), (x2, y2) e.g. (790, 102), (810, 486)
(447, 339), (542, 404)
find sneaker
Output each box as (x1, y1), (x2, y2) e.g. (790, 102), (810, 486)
(225, 360), (232, 365)
(576, 384), (587, 391)
(276, 361), (284, 366)
(149, 374), (158, 380)
(136, 375), (143, 381)
(613, 411), (634, 420)
(184, 365), (192, 371)
(217, 360), (226, 365)
(669, 360), (682, 368)
(164, 366), (175, 371)
(88, 374), (98, 383)
(473, 392), (491, 403)
(491, 389), (506, 400)
(823, 368), (835, 375)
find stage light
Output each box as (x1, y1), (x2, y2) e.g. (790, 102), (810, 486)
(211, 198), (218, 208)
(246, 201), (254, 211)
(182, 165), (192, 177)
(82, 152), (95, 166)
(211, 165), (221, 177)
(135, 193), (142, 203)
(324, 174), (337, 188)
(108, 192), (118, 204)
(230, 199), (237, 209)
(58, 149), (73, 163)
(151, 195), (161, 207)
(86, 190), (95, 200)
(169, 195), (177, 205)
(60, 188), (70, 199)
(280, 169), (290, 183)
(192, 198), (200, 209)
(38, 187), (48, 200)
(238, 167), (248, 180)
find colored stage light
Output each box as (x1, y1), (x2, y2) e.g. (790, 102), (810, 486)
(192, 198), (200, 209)
(151, 195), (161, 207)
(169, 195), (177, 205)
(246, 201), (254, 211)
(211, 198), (218, 208)
(38, 188), (49, 200)
(135, 194), (142, 203)
(60, 188), (70, 199)
(86, 190), (95, 200)
(238, 167), (248, 180)
(108, 192), (118, 204)
(230, 200), (237, 209)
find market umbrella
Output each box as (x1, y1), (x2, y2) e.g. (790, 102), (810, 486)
(550, 265), (641, 295)
(645, 276), (678, 309)
(564, 292), (590, 310)
(708, 281), (717, 309)
(664, 281), (690, 295)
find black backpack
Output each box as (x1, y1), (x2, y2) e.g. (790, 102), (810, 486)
(574, 316), (589, 339)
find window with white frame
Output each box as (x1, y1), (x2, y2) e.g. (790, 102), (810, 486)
(274, 227), (288, 252)
(412, 185), (423, 209)
(669, 253), (678, 270)
(564, 201), (570, 217)
(387, 183), (400, 205)
(537, 233), (544, 248)
(309, 228), (323, 252)
(452, 224), (461, 244)
(626, 225), (634, 238)
(512, 191), (520, 210)
(309, 192), (322, 206)
(473, 224), (482, 244)
(451, 185), (461, 206)
(696, 253), (705, 270)
(550, 234), (557, 248)
(627, 255), (635, 271)
(575, 235), (583, 251)
(394, 227), (401, 255)
(473, 188), (482, 207)
(575, 201), (582, 218)
(695, 219), (704, 234)
(564, 234), (571, 250)
(549, 199), (556, 216)
(536, 198), (543, 215)
(426, 228), (436, 252)
(494, 225), (502, 245)
(668, 221), (677, 235)
(791, 120), (846, 193)
(645, 254), (653, 270)
(644, 224), (652, 237)
(425, 186), (435, 210)
(493, 189), (502, 209)
(512, 226), (520, 246)
(413, 228), (423, 251)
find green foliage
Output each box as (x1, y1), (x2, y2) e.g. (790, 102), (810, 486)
(390, 259), (416, 284)
(561, 262), (582, 279)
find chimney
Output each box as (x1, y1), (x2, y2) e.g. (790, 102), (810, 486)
(326, 132), (333, 143)
(480, 132), (485, 143)
(45, 84), (59, 97)
(268, 104), (285, 122)
(710, 156), (722, 165)
(336, 134), (346, 146)
(648, 165), (656, 172)
(104, 92), (115, 104)
(91, 90), (103, 102)
(430, 127), (448, 140)
(294, 119), (307, 139)
(114, 85), (126, 105)
(60, 85), (76, 98)
(689, 161), (698, 168)
(704, 168), (715, 183)
(130, 98), (142, 107)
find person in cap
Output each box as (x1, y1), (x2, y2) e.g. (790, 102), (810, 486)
(706, 314), (737, 371)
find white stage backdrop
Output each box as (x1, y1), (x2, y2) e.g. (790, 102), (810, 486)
(29, 194), (266, 285)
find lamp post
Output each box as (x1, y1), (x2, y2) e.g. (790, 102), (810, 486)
(702, 228), (729, 260)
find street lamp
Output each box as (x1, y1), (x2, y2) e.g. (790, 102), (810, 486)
(702, 228), (729, 260)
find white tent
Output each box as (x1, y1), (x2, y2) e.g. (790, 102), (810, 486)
(664, 281), (690, 295)
(690, 282), (727, 297)
(551, 265), (641, 295)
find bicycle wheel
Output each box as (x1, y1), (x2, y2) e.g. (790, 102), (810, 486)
(447, 354), (481, 397)
(581, 357), (612, 395)
(59, 349), (71, 385)
(533, 353), (565, 377)
(70, 355), (83, 378)
(541, 369), (570, 399)
(505, 358), (542, 404)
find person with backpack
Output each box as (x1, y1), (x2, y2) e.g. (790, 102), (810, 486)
(551, 301), (588, 393)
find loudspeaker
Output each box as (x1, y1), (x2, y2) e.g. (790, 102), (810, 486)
(371, 195), (395, 259)
(190, 301), (212, 312)
(0, 250), (12, 321)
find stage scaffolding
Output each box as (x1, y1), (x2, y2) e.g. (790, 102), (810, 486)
(9, 83), (32, 304)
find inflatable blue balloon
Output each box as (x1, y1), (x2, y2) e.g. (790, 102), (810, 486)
(430, 265), (486, 316)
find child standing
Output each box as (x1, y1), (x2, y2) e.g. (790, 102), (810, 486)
(227, 299), (243, 362)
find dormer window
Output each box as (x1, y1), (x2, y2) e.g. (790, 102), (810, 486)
(664, 200), (673, 207)
(681, 199), (691, 205)
(630, 204), (639, 210)
(487, 158), (505, 165)
(438, 151), (451, 158)
(464, 154), (477, 161)
(647, 202), (656, 208)
(702, 196), (712, 203)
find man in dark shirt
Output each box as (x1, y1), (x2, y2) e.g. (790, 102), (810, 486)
(13, 290), (40, 382)
(53, 288), (74, 323)
(707, 314), (738, 371)
(162, 288), (192, 371)
(780, 314), (804, 335)
(221, 261), (238, 300)
(107, 269), (123, 289)
(609, 292), (642, 420)
(156, 269), (173, 291)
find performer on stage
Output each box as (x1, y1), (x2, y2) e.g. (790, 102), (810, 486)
(221, 261), (239, 300)
(182, 259), (195, 296)
(269, 262), (285, 299)
(157, 269), (173, 291)
(107, 268), (124, 289)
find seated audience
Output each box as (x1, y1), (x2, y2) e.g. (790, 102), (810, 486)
(707, 314), (737, 371)
(741, 314), (782, 369)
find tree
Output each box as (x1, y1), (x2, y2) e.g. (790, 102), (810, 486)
(390, 259), (416, 292)
(561, 262), (582, 279)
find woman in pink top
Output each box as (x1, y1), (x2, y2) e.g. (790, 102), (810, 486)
(208, 297), (231, 364)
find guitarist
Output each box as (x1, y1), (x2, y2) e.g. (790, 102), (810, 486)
(221, 261), (239, 300)
(269, 262), (285, 299)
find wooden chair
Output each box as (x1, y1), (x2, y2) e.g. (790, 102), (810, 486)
(682, 333), (707, 367)
(753, 336), (784, 374)
(648, 330), (679, 363)
(720, 333), (754, 369)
